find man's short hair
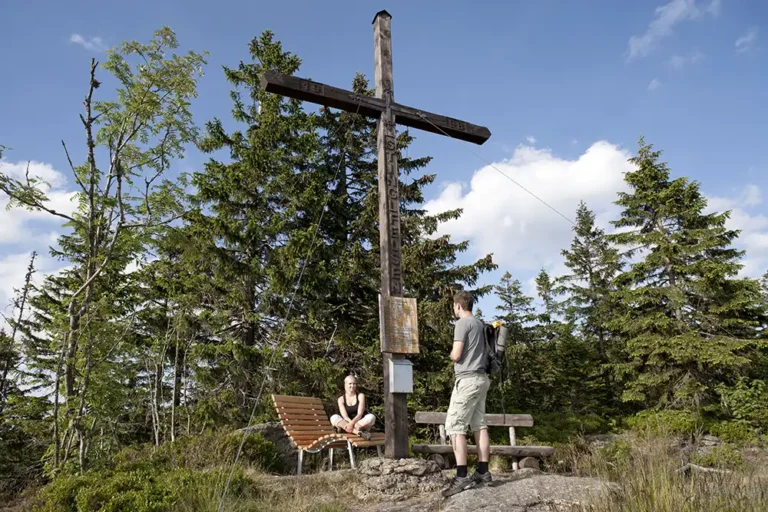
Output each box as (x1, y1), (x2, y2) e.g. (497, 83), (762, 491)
(453, 290), (474, 312)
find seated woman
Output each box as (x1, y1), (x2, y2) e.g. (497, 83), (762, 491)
(330, 375), (375, 441)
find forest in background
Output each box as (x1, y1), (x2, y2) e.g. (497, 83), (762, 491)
(1, 27), (767, 509)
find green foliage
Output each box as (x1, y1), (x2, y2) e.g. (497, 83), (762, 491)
(113, 431), (283, 473)
(692, 444), (745, 469)
(626, 409), (703, 435)
(718, 378), (768, 429)
(706, 420), (757, 444)
(516, 413), (609, 444)
(34, 465), (253, 512)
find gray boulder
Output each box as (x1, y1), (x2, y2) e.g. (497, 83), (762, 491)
(237, 422), (298, 474)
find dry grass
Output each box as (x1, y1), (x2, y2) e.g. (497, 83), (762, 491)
(173, 468), (358, 512)
(550, 432), (768, 512)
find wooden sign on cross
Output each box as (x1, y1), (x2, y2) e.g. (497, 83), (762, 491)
(260, 10), (491, 459)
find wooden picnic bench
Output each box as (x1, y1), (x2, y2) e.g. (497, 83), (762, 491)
(411, 411), (554, 470)
(272, 394), (385, 475)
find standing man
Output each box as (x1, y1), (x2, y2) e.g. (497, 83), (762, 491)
(442, 290), (492, 497)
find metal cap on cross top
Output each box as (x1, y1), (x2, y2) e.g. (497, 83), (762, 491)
(372, 10), (392, 23)
(260, 9), (491, 460)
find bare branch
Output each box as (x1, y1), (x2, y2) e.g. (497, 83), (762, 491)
(124, 210), (187, 230)
(61, 140), (88, 194)
(0, 161), (81, 225)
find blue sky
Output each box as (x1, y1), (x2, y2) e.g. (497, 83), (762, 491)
(1, 0), (767, 320)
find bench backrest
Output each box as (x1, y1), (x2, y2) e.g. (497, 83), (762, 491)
(415, 411), (534, 427)
(272, 395), (335, 443)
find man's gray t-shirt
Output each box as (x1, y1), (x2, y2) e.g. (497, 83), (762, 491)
(453, 316), (487, 379)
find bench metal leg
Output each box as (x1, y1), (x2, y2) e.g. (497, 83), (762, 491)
(509, 427), (519, 471)
(298, 449), (304, 476)
(376, 446), (383, 458)
(329, 448), (334, 471)
(348, 441), (356, 469)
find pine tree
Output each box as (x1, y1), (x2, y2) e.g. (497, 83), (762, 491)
(607, 137), (766, 412)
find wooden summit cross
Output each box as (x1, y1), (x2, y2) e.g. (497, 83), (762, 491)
(261, 10), (491, 459)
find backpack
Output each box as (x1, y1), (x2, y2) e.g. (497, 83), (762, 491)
(483, 321), (508, 376)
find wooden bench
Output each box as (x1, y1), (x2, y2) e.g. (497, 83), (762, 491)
(272, 394), (385, 475)
(412, 411), (554, 470)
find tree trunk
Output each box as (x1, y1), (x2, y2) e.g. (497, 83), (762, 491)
(52, 350), (64, 470)
(170, 336), (183, 442)
(76, 332), (96, 472)
(665, 257), (683, 322)
(0, 251), (36, 414)
(153, 360), (163, 445)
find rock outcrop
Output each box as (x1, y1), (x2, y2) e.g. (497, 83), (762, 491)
(351, 467), (619, 512)
(237, 422), (298, 474)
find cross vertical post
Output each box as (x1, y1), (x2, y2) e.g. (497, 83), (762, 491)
(258, 9), (491, 461)
(373, 11), (409, 459)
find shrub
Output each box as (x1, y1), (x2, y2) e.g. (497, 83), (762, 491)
(522, 413), (609, 444)
(691, 445), (745, 470)
(706, 420), (759, 445)
(718, 379), (768, 430)
(626, 409), (703, 436)
(114, 430), (284, 474)
(34, 464), (255, 512)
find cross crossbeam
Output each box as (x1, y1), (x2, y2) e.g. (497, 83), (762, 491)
(260, 70), (491, 145)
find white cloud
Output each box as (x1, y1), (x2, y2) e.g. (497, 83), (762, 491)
(526, 136), (537, 144)
(0, 251), (69, 334)
(69, 34), (107, 52)
(627, 0), (719, 61)
(648, 78), (662, 91)
(424, 141), (634, 271)
(0, 160), (78, 245)
(668, 50), (704, 70)
(735, 27), (759, 54)
(705, 184), (768, 278)
(0, 159), (77, 333)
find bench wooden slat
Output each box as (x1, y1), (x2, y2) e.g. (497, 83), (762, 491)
(277, 414), (328, 420)
(275, 404), (327, 412)
(289, 434), (339, 441)
(282, 425), (335, 432)
(281, 420), (330, 427)
(273, 395), (324, 404)
(412, 444), (554, 457)
(276, 409), (328, 417)
(415, 411), (534, 427)
(275, 404), (326, 412)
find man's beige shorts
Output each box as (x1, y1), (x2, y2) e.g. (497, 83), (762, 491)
(445, 373), (491, 436)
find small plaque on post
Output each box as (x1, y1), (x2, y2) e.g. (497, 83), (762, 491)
(379, 295), (419, 354)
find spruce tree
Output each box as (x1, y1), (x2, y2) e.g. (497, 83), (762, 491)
(607, 138), (766, 412)
(559, 202), (623, 409)
(495, 272), (537, 344)
(190, 30), (321, 418)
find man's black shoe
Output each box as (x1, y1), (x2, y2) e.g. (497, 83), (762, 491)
(441, 475), (476, 497)
(471, 471), (492, 486)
